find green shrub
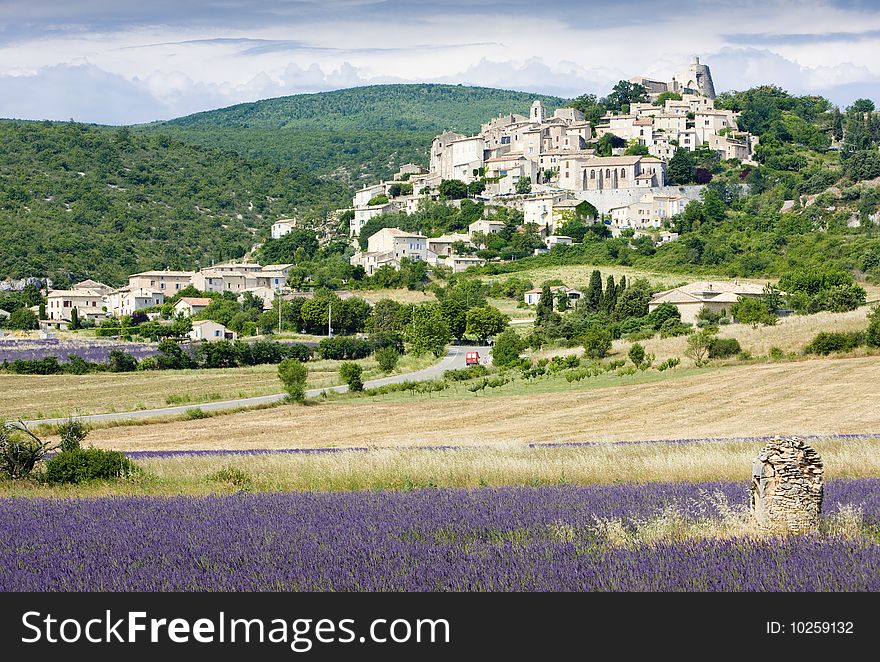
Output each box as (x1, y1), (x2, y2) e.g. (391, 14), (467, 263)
(867, 306), (880, 348)
(582, 327), (612, 359)
(42, 448), (138, 484)
(493, 329), (526, 367)
(340, 362), (364, 392)
(659, 318), (692, 338)
(374, 347), (400, 373)
(708, 337), (742, 359)
(184, 408), (210, 420)
(768, 346), (785, 361)
(657, 357), (680, 371)
(278, 358), (309, 402)
(804, 331), (865, 355)
(628, 343), (646, 366)
(444, 365), (489, 381)
(57, 418), (88, 453)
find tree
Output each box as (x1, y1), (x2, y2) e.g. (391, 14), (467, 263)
(555, 291), (570, 311)
(465, 305), (509, 341)
(1, 420), (59, 479)
(367, 194), (389, 206)
(8, 308), (38, 330)
(69, 306), (80, 330)
(375, 346), (400, 372)
(867, 305), (880, 348)
(582, 327), (612, 359)
(515, 178), (532, 194)
(339, 362), (364, 392)
(585, 270), (603, 312)
(535, 285), (555, 324)
(604, 80), (648, 113)
(624, 142), (650, 156)
(492, 329), (525, 367)
(685, 329), (716, 367)
(467, 180), (486, 196)
(596, 133), (626, 157)
(667, 148), (696, 185)
(847, 98), (876, 114)
(628, 343), (646, 366)
(278, 358), (308, 403)
(600, 275), (617, 313)
(259, 229), (319, 264)
(655, 91), (682, 106)
(38, 302), (46, 320)
(567, 93), (606, 125)
(613, 281), (651, 321)
(831, 107), (844, 141)
(365, 299), (408, 334)
(843, 150), (880, 182)
(730, 296), (777, 327)
(439, 179), (468, 200)
(406, 303), (450, 357)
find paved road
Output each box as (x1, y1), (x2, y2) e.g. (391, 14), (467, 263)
(25, 345), (487, 427)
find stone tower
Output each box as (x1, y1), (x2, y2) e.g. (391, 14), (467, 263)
(530, 100), (546, 123)
(677, 56), (716, 99)
(750, 436), (824, 534)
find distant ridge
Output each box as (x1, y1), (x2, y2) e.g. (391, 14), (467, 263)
(159, 84), (566, 134)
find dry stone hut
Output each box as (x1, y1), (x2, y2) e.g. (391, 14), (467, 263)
(750, 436), (824, 533)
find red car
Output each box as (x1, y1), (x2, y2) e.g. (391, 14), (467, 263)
(465, 351), (480, 366)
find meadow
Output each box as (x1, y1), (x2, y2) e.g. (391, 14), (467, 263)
(3, 480), (878, 591)
(0, 352), (437, 420)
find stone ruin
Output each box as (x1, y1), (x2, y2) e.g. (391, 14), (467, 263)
(750, 436), (824, 533)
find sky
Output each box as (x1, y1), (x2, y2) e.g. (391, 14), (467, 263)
(2, 0), (880, 124)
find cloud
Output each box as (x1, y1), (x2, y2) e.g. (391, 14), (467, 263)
(0, 64), (170, 124)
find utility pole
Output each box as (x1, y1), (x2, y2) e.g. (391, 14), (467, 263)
(328, 302), (333, 337)
(277, 290), (282, 334)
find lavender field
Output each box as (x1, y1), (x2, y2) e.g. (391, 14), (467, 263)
(0, 338), (158, 363)
(3, 480), (879, 591)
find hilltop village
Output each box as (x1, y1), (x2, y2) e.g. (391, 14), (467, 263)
(338, 58), (758, 277)
(10, 59), (782, 336)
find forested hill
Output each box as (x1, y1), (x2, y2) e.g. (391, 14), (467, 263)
(138, 85), (565, 183)
(161, 85), (565, 133)
(0, 120), (350, 285)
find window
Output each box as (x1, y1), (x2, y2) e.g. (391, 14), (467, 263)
(160, 283), (166, 290)
(606, 169), (611, 177)
(620, 169), (626, 178)
(590, 170), (595, 179)
(215, 330), (221, 337)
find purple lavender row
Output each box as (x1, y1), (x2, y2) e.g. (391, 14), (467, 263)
(123, 434), (879, 459)
(0, 339), (158, 364)
(2, 480), (879, 591)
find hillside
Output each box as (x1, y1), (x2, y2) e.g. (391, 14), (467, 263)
(161, 85), (565, 132)
(0, 121), (350, 285)
(138, 85), (565, 182)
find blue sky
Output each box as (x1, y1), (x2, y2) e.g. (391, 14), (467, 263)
(2, 0), (880, 124)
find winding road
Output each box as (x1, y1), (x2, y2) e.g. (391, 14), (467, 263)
(25, 344), (487, 427)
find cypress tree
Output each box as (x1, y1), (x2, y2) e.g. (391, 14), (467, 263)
(535, 285), (554, 323)
(585, 270), (603, 312)
(602, 275), (617, 313)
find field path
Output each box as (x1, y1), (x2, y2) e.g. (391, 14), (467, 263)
(24, 345), (484, 427)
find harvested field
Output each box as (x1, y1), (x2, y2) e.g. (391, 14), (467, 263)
(83, 356), (880, 452)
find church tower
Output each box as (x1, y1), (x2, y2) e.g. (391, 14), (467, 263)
(530, 100), (547, 123)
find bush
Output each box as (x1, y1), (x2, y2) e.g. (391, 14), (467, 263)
(804, 331), (865, 355)
(57, 418), (88, 453)
(339, 362), (364, 392)
(867, 306), (880, 348)
(493, 330), (526, 367)
(657, 357), (680, 371)
(628, 343), (646, 366)
(0, 421), (56, 479)
(8, 357), (63, 374)
(708, 337), (742, 359)
(42, 447), (138, 484)
(658, 318), (692, 338)
(374, 347), (400, 373)
(278, 358), (309, 402)
(582, 327), (612, 359)
(444, 365), (489, 381)
(318, 336), (373, 360)
(108, 350), (138, 372)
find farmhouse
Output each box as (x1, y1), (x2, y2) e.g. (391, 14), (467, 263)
(173, 297), (212, 318)
(349, 227), (429, 276)
(271, 218), (298, 240)
(523, 285), (583, 307)
(649, 281), (765, 324)
(128, 270), (195, 294)
(105, 287), (165, 318)
(188, 320), (236, 341)
(46, 289), (106, 322)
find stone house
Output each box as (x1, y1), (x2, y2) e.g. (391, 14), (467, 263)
(46, 289), (106, 322)
(173, 297), (212, 318)
(188, 320), (236, 342)
(128, 270), (195, 294)
(648, 281), (765, 324)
